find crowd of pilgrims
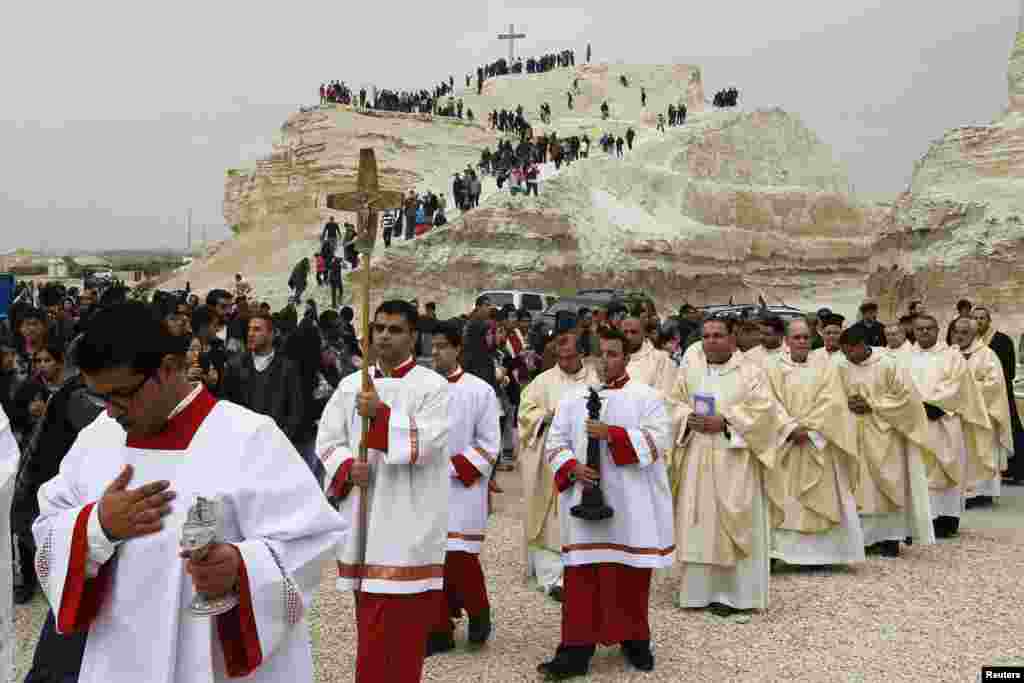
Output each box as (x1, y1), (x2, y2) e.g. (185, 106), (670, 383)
(713, 86), (740, 108)
(479, 48), (576, 80)
(4, 273), (1023, 680)
(315, 45), (577, 116)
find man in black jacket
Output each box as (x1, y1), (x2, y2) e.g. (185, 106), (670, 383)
(221, 313), (308, 467)
(851, 301), (886, 347)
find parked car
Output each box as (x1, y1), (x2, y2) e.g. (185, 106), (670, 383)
(699, 303), (806, 320)
(477, 289), (558, 315)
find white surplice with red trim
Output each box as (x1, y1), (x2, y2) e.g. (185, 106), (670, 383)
(316, 357), (450, 594)
(545, 376), (674, 569)
(32, 386), (348, 683)
(445, 366), (501, 554)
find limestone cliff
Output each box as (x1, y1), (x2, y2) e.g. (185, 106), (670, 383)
(867, 30), (1024, 331)
(168, 61), (883, 319)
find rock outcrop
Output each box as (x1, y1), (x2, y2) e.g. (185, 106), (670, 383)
(866, 29), (1024, 331)
(169, 62), (886, 318)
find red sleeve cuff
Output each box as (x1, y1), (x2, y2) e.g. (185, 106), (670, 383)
(57, 502), (114, 634)
(328, 459), (354, 500)
(554, 459), (578, 493)
(451, 454), (482, 487)
(365, 404), (390, 452)
(607, 426), (640, 466)
(217, 546), (263, 677)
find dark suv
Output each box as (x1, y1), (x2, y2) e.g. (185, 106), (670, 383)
(538, 290), (656, 336)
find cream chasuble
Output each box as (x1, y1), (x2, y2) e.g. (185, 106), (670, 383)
(627, 339), (678, 400)
(517, 360), (599, 589)
(764, 352), (864, 565)
(34, 389), (347, 683)
(836, 351), (935, 546)
(907, 342), (990, 519)
(808, 347), (843, 368)
(961, 337), (1012, 498)
(669, 348), (782, 610)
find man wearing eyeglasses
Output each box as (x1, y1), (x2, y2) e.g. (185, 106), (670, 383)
(32, 301), (347, 683)
(316, 299), (450, 682)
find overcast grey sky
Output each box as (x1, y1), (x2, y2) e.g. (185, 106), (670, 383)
(0, 0), (1018, 252)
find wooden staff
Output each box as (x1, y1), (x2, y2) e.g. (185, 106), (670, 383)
(326, 148), (402, 593)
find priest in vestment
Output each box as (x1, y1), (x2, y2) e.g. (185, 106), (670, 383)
(426, 322), (501, 655)
(836, 325), (934, 556)
(669, 317), (783, 614)
(317, 300), (449, 682)
(735, 318), (764, 364)
(518, 312), (599, 601)
(973, 307), (1024, 483)
(757, 315), (787, 364)
(765, 319), (864, 566)
(621, 315), (677, 398)
(884, 322), (912, 355)
(34, 302), (347, 683)
(808, 314), (845, 366)
(537, 328), (673, 678)
(907, 314), (990, 538)
(951, 317), (1011, 504)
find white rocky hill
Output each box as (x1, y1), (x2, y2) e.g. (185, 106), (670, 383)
(164, 60), (889, 319)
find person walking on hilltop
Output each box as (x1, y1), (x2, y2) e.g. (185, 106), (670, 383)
(640, 87), (647, 108)
(625, 127), (636, 151)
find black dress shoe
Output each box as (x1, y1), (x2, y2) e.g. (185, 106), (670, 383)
(13, 583), (36, 605)
(548, 585), (564, 603)
(425, 632), (455, 657)
(878, 540), (900, 557)
(621, 640), (655, 671)
(708, 602), (738, 617)
(537, 646), (593, 680)
(467, 608), (492, 645)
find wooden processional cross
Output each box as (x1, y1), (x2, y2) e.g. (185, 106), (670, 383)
(497, 23), (526, 63)
(325, 149), (402, 591)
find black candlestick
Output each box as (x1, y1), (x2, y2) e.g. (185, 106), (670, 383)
(571, 387), (614, 521)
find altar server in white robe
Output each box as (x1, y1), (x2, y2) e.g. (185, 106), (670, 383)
(765, 319), (864, 566)
(33, 302), (347, 683)
(425, 321), (501, 656)
(907, 314), (990, 538)
(316, 300), (449, 683)
(669, 316), (784, 616)
(518, 312), (599, 601)
(837, 325), (935, 557)
(538, 327), (673, 679)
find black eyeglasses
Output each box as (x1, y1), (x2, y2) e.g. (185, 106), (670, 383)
(84, 372), (152, 410)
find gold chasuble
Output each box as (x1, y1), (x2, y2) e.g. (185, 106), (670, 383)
(518, 360), (599, 587)
(836, 350), (936, 546)
(961, 337), (1012, 497)
(669, 348), (782, 610)
(764, 351), (865, 565)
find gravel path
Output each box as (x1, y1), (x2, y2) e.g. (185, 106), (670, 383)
(14, 483), (1024, 682)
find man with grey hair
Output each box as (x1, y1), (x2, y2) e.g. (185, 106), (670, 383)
(907, 314), (990, 538)
(764, 318), (864, 566)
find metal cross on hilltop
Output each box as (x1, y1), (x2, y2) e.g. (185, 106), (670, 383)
(497, 23), (526, 63)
